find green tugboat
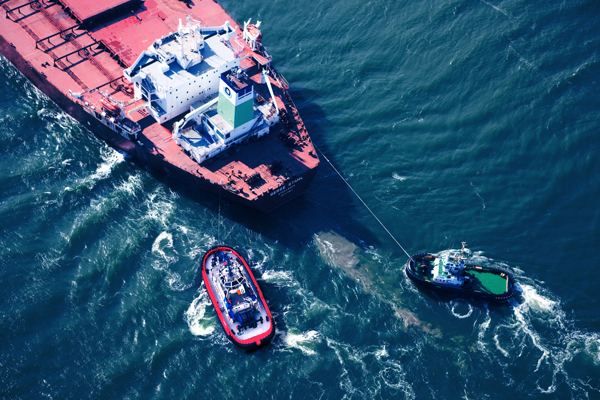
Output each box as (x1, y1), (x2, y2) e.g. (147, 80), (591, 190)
(405, 243), (515, 302)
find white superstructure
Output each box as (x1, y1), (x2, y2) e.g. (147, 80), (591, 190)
(432, 250), (468, 286)
(122, 18), (280, 165)
(123, 18), (239, 124)
(171, 68), (279, 164)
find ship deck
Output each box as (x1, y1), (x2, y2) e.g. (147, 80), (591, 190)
(466, 268), (509, 295)
(0, 0), (319, 208)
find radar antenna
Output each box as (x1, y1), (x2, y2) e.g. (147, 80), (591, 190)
(460, 242), (467, 259)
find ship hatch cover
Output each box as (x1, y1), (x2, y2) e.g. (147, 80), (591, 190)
(58, 0), (139, 25)
(93, 16), (172, 67)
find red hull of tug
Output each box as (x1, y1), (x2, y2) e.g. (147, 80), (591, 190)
(202, 246), (274, 350)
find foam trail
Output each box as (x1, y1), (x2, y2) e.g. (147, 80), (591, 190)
(85, 148), (124, 189)
(449, 300), (473, 319)
(520, 284), (557, 314)
(375, 345), (388, 360)
(281, 330), (321, 355)
(379, 359), (415, 399)
(392, 172), (407, 181)
(151, 232), (175, 264)
(143, 192), (177, 228)
(446, 250), (600, 396)
(480, 0), (511, 18)
(185, 288), (215, 336)
(486, 276), (600, 396)
(325, 338), (416, 399)
(261, 270), (297, 287)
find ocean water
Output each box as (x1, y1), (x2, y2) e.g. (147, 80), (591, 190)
(1, 0), (600, 398)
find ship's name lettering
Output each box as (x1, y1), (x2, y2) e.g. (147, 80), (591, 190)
(270, 176), (303, 197)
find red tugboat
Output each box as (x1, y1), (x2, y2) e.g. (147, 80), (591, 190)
(202, 246), (274, 350)
(0, 0), (319, 212)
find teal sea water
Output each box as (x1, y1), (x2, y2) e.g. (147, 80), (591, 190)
(2, 0), (600, 398)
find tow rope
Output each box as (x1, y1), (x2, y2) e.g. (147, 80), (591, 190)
(313, 144), (411, 259)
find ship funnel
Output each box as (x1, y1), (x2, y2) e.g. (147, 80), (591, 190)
(217, 70), (255, 129)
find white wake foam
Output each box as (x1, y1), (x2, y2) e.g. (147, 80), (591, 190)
(281, 330), (321, 355)
(185, 289), (215, 336)
(460, 251), (600, 396)
(151, 231), (181, 288)
(448, 300), (474, 319)
(143, 191), (177, 228)
(520, 284), (558, 314)
(261, 270), (296, 287)
(326, 338), (416, 399)
(85, 148), (125, 189)
(151, 232), (174, 260)
(392, 172), (407, 181)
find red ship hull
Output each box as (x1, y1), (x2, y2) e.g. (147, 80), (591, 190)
(0, 0), (319, 212)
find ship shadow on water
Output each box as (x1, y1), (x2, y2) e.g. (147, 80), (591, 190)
(138, 91), (428, 337)
(241, 89), (387, 251)
(141, 90), (384, 253)
(132, 89), (429, 336)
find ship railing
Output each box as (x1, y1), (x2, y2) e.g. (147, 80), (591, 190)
(119, 119), (141, 138)
(231, 37), (246, 53)
(141, 77), (157, 95)
(270, 66), (289, 90)
(35, 22), (84, 50)
(5, 0), (55, 22)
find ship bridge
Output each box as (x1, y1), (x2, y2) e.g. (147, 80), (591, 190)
(123, 19), (239, 124)
(171, 67), (278, 165)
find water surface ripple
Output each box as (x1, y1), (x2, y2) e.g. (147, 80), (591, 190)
(1, 0), (599, 398)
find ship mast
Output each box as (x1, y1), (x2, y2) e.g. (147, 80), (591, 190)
(459, 242), (467, 260)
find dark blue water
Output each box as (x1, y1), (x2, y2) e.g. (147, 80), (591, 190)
(2, 0), (600, 398)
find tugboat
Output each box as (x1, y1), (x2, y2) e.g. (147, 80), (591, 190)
(405, 243), (515, 302)
(202, 246), (274, 350)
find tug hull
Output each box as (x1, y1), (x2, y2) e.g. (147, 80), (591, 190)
(406, 253), (515, 303)
(202, 246), (274, 350)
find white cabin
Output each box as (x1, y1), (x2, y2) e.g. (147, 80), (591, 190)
(123, 19), (239, 124)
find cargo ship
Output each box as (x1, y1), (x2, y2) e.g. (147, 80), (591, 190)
(405, 243), (515, 303)
(0, 0), (319, 212)
(202, 246), (274, 350)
